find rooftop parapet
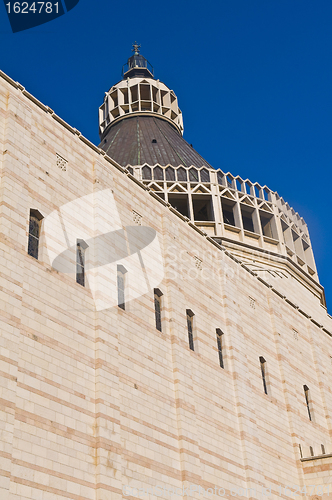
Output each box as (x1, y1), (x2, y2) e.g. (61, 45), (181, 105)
(127, 163), (317, 281)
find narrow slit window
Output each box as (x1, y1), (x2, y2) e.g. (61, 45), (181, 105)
(216, 329), (224, 368)
(76, 239), (88, 287)
(117, 265), (127, 310)
(303, 385), (312, 421)
(321, 444), (326, 455)
(186, 309), (194, 351)
(154, 288), (163, 332)
(28, 209), (43, 260)
(259, 356), (268, 395)
(310, 446), (314, 456)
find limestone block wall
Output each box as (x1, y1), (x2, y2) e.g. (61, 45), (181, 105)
(0, 72), (332, 500)
(301, 456), (332, 500)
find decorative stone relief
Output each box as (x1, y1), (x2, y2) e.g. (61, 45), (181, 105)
(133, 210), (142, 225)
(249, 296), (256, 309)
(194, 256), (202, 270)
(56, 153), (68, 171)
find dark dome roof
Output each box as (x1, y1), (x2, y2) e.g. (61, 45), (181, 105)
(99, 115), (212, 169)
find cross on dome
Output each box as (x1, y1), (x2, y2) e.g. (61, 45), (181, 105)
(132, 42), (141, 55)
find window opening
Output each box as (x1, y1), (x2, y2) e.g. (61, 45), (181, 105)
(189, 167), (199, 182)
(217, 171), (224, 185)
(131, 85), (138, 102)
(235, 179), (242, 192)
(168, 194), (189, 218)
(245, 182), (252, 195)
(192, 195), (214, 221)
(226, 175), (233, 189)
(260, 212), (276, 239)
(200, 168), (210, 183)
(166, 166), (175, 181)
(241, 207), (255, 232)
(76, 239), (88, 287)
(152, 86), (158, 103)
(28, 209), (43, 260)
(186, 310), (194, 351)
(142, 165), (152, 180)
(153, 166), (164, 181)
(259, 356), (268, 395)
(154, 289), (163, 332)
(303, 385), (312, 421)
(110, 91), (118, 107)
(177, 167), (187, 182)
(216, 329), (224, 368)
(140, 84), (151, 101)
(117, 265), (127, 310)
(221, 200), (235, 226)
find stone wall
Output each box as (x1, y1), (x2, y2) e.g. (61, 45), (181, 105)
(0, 72), (332, 500)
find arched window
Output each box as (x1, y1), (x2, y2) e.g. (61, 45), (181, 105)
(142, 165), (152, 180)
(154, 288), (163, 332)
(200, 168), (210, 183)
(177, 167), (187, 182)
(186, 309), (194, 351)
(28, 209), (43, 260)
(303, 385), (312, 421)
(217, 171), (224, 185)
(226, 175), (233, 189)
(259, 356), (268, 395)
(216, 329), (224, 368)
(189, 167), (199, 182)
(166, 166), (175, 181)
(153, 166), (164, 181)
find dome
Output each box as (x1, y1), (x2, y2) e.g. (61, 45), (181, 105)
(99, 114), (211, 169)
(98, 44), (212, 167)
(97, 45), (319, 286)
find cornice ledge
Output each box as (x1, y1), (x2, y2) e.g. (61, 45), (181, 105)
(285, 298), (299, 309)
(310, 318), (323, 328)
(298, 309), (311, 319)
(271, 288), (286, 299)
(301, 453), (332, 462)
(149, 191), (168, 206)
(257, 276), (273, 288)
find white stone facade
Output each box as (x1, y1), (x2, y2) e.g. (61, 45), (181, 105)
(0, 70), (332, 500)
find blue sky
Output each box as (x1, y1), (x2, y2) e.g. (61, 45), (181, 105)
(1, 0), (331, 312)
